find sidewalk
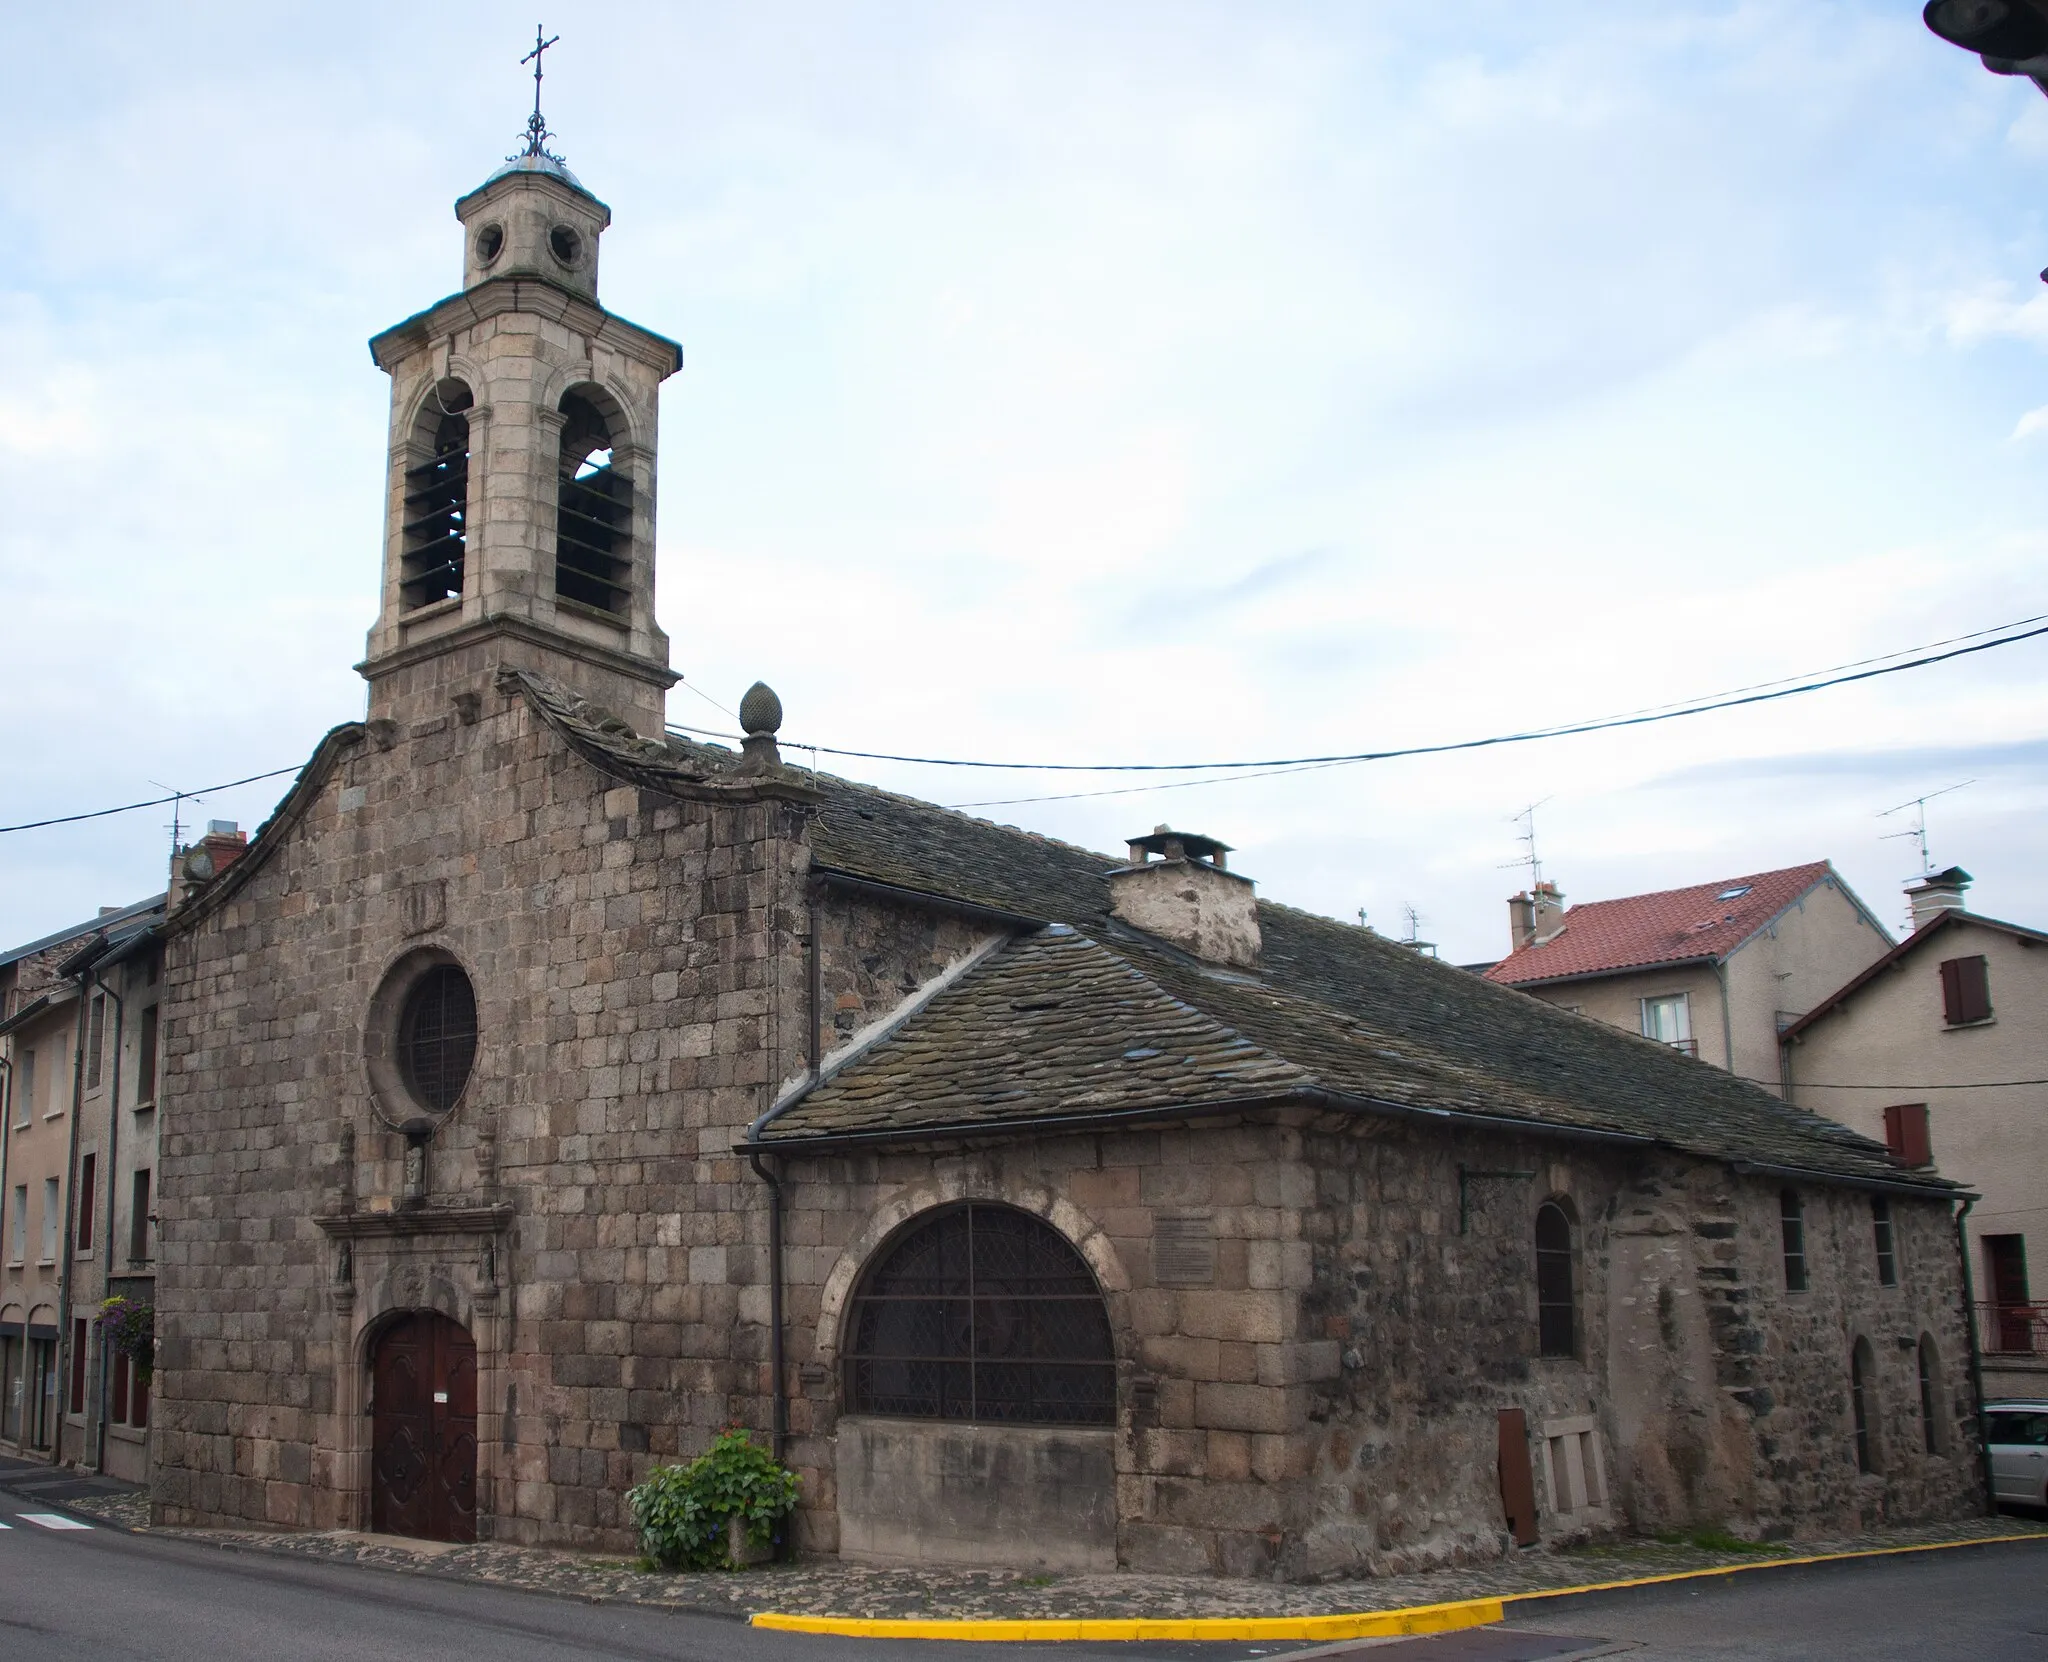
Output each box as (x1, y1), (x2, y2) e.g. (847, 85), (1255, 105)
(0, 1453), (145, 1514)
(49, 1485), (2048, 1626)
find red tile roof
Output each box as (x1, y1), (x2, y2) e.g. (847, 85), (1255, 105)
(1484, 862), (1838, 988)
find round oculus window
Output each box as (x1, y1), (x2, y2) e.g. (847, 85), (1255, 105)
(397, 963), (477, 1112)
(475, 224), (505, 264)
(548, 224), (582, 266)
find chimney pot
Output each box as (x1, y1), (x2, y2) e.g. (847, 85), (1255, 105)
(1904, 865), (1971, 932)
(1110, 827), (1259, 966)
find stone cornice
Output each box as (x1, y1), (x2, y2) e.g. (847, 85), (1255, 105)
(357, 611), (680, 691)
(367, 277), (682, 377)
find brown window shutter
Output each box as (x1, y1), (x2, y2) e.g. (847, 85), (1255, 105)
(1940, 955), (1991, 1025)
(1498, 1407), (1539, 1545)
(1884, 1104), (1932, 1167)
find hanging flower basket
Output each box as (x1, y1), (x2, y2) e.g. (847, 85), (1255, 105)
(96, 1296), (155, 1385)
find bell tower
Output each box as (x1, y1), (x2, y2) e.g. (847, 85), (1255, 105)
(359, 71), (681, 737)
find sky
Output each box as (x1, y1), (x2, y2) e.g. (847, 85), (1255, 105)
(3, 2), (2045, 963)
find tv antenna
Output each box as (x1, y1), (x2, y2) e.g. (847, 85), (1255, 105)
(1877, 781), (1973, 877)
(1500, 799), (1553, 889)
(148, 779), (205, 854)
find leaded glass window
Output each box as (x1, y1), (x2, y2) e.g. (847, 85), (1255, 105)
(1535, 1201), (1577, 1358)
(844, 1204), (1115, 1426)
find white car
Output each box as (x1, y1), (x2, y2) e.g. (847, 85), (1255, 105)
(1986, 1400), (2048, 1510)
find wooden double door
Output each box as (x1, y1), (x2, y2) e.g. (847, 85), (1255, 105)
(370, 1311), (477, 1542)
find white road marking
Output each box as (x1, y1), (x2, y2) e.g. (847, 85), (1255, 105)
(19, 1513), (90, 1530)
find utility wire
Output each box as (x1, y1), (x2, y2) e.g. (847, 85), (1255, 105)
(777, 616), (2048, 775)
(0, 766), (305, 836)
(7, 615), (2044, 835)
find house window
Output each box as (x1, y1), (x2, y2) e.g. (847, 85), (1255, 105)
(1985, 1235), (2033, 1353)
(85, 994), (105, 1090)
(75, 1153), (95, 1252)
(1780, 1190), (1808, 1291)
(135, 1004), (160, 1105)
(8, 1184), (24, 1262)
(1917, 1335), (1942, 1455)
(130, 1169), (152, 1264)
(1939, 955), (1991, 1026)
(1535, 1201), (1577, 1358)
(1882, 1103), (1931, 1167)
(1640, 993), (1695, 1055)
(1871, 1196), (1896, 1287)
(1850, 1337), (1878, 1474)
(110, 1348), (149, 1430)
(399, 380), (473, 611)
(68, 1318), (88, 1416)
(40, 1178), (59, 1262)
(843, 1203), (1115, 1426)
(14, 1049), (32, 1127)
(555, 390), (633, 615)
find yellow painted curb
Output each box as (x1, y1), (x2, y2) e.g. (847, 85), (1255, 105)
(749, 1594), (1505, 1642)
(747, 1530), (2048, 1642)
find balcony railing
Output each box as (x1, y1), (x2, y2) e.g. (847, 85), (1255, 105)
(1975, 1301), (2047, 1356)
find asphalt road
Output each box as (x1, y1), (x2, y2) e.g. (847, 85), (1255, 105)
(0, 1484), (2040, 1662)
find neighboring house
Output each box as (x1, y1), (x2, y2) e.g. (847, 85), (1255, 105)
(1780, 868), (2048, 1401)
(148, 136), (1982, 1572)
(0, 895), (158, 1467)
(1484, 867), (1895, 1096)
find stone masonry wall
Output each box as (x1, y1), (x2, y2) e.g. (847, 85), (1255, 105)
(774, 1111), (1979, 1580)
(154, 671), (814, 1544)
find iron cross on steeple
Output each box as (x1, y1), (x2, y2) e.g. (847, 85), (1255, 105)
(518, 25), (562, 159)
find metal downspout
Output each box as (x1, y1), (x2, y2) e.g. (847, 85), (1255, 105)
(55, 982), (89, 1466)
(90, 968), (124, 1472)
(1713, 959), (1735, 1076)
(1954, 1194), (1994, 1515)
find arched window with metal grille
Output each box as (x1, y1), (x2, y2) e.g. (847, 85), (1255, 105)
(1535, 1201), (1578, 1358)
(843, 1204), (1115, 1426)
(398, 964), (478, 1113)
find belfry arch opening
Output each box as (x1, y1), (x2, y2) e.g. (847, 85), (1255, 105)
(555, 388), (632, 615)
(399, 379), (473, 610)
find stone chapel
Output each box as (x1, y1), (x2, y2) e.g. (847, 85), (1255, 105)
(152, 138), (1983, 1576)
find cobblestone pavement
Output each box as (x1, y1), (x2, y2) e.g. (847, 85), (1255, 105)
(55, 1491), (2048, 1623)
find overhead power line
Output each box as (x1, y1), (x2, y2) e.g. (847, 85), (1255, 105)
(4, 612), (2043, 836)
(783, 614), (2048, 775)
(0, 766), (305, 837)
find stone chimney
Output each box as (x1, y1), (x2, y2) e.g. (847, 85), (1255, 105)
(168, 820), (249, 912)
(1108, 826), (1260, 968)
(1507, 879), (1566, 952)
(1904, 865), (1971, 933)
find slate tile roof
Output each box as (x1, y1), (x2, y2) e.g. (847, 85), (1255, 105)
(1484, 862), (1850, 988)
(498, 672), (1942, 1191)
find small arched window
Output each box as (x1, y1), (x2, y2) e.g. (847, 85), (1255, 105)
(555, 390), (632, 615)
(400, 380), (473, 610)
(398, 964), (478, 1113)
(1780, 1190), (1808, 1291)
(1917, 1334), (1942, 1455)
(1535, 1201), (1577, 1358)
(1850, 1336), (1879, 1474)
(844, 1204), (1114, 1426)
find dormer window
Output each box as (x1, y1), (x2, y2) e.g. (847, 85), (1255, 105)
(399, 380), (473, 611)
(555, 389), (632, 615)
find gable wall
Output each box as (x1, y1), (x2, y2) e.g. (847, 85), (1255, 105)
(152, 675), (815, 1543)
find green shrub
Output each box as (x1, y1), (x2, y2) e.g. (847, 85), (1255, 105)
(628, 1427), (800, 1570)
